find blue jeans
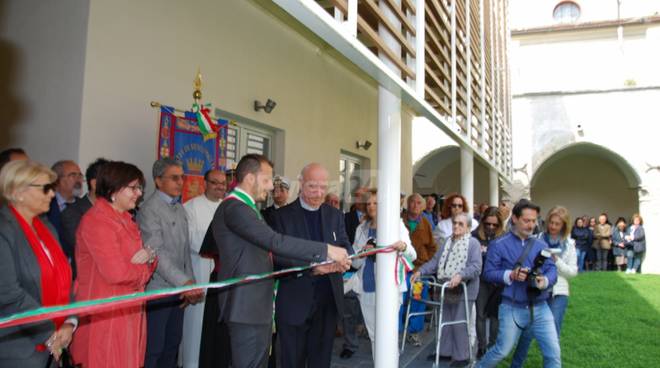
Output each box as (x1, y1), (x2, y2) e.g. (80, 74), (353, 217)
(626, 250), (644, 273)
(576, 249), (588, 272)
(510, 296), (568, 368)
(476, 302), (561, 368)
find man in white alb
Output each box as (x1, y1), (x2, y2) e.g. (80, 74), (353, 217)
(181, 169), (227, 367)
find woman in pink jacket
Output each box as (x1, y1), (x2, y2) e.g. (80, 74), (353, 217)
(72, 161), (156, 368)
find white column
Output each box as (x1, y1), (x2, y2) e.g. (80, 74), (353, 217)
(461, 147), (474, 217)
(489, 168), (499, 206)
(376, 1), (402, 367)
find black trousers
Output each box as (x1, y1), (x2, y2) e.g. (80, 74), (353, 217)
(227, 322), (272, 368)
(277, 301), (337, 368)
(199, 271), (231, 368)
(144, 295), (184, 368)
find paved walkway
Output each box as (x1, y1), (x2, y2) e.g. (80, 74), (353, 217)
(330, 328), (456, 368)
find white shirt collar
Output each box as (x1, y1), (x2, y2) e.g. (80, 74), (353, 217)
(299, 197), (320, 212)
(55, 191), (74, 211)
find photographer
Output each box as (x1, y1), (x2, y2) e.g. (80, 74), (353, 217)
(476, 199), (560, 368)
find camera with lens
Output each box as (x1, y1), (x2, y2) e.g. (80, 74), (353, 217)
(524, 248), (561, 296)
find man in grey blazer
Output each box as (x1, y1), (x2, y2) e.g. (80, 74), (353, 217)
(211, 154), (351, 368)
(138, 158), (204, 368)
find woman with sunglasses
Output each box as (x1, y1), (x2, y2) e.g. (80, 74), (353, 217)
(433, 193), (478, 246)
(472, 206), (505, 358)
(0, 160), (76, 367)
(71, 161), (157, 368)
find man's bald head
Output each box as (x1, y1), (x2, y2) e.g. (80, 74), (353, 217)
(299, 163), (329, 209)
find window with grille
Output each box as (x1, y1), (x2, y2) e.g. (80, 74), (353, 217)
(225, 123), (273, 169)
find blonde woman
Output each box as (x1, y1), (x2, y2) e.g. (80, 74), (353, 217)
(0, 160), (75, 366)
(511, 206), (577, 368)
(351, 188), (416, 358)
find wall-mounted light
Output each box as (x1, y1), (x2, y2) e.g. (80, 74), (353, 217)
(254, 99), (277, 113)
(356, 140), (372, 150)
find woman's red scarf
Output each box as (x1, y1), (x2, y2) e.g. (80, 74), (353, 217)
(9, 206), (72, 328)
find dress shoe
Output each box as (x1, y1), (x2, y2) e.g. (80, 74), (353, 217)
(427, 353), (452, 361)
(450, 359), (471, 367)
(340, 348), (354, 359)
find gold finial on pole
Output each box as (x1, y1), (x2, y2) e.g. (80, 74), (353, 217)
(193, 68), (203, 101)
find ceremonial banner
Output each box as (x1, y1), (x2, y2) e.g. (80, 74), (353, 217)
(157, 106), (228, 202)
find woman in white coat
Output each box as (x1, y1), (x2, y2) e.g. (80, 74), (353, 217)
(350, 188), (417, 357)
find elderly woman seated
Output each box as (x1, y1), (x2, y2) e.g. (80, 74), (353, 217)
(411, 212), (482, 368)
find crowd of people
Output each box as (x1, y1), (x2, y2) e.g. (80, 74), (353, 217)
(0, 146), (647, 368)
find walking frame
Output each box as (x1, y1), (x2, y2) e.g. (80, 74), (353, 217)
(401, 278), (473, 367)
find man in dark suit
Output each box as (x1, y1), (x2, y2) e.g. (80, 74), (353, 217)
(261, 175), (290, 227)
(211, 154), (351, 368)
(47, 160), (84, 259)
(340, 186), (367, 359)
(60, 158), (108, 278)
(344, 186), (367, 244)
(271, 163), (353, 368)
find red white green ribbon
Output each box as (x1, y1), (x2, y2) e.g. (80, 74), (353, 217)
(0, 245), (403, 329)
(193, 102), (218, 140)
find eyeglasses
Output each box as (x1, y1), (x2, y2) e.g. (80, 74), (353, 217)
(161, 174), (185, 182)
(452, 221), (466, 227)
(206, 179), (226, 186)
(63, 172), (83, 179)
(126, 184), (144, 193)
(484, 222), (498, 228)
(451, 203), (464, 209)
(29, 182), (57, 194)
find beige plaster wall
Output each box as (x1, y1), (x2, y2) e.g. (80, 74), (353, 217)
(77, 0), (384, 192)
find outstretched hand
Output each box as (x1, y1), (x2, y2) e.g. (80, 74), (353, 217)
(327, 245), (351, 271)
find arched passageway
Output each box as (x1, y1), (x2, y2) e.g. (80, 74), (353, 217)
(413, 146), (493, 205)
(531, 143), (640, 220)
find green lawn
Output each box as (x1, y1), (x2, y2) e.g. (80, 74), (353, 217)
(498, 272), (660, 368)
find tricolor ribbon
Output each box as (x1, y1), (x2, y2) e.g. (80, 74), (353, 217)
(0, 245), (404, 329)
(192, 102), (218, 141)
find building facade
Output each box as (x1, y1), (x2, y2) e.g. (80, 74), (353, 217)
(510, 0), (660, 273)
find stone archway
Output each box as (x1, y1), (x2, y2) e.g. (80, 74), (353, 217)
(530, 142), (641, 220)
(413, 146), (492, 204)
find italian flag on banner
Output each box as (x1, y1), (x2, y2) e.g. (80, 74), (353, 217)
(194, 102), (218, 140)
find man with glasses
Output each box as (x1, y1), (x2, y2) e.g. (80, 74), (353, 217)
(47, 160), (84, 260)
(60, 158), (109, 278)
(138, 158), (204, 368)
(476, 199), (560, 368)
(181, 169), (227, 368)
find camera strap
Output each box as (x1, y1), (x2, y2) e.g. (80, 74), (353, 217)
(514, 238), (538, 325)
(514, 238), (535, 269)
